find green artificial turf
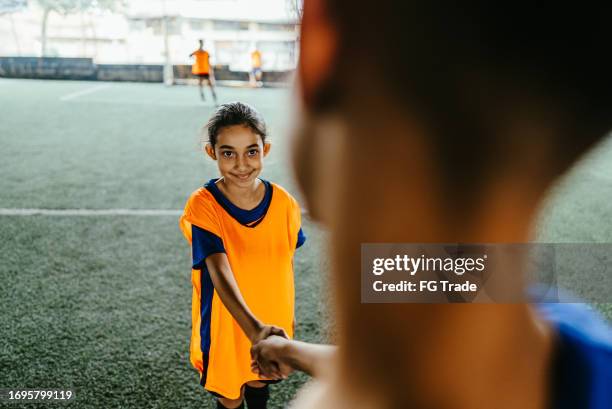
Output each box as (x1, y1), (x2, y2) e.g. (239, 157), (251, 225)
(0, 215), (328, 408)
(0, 79), (297, 209)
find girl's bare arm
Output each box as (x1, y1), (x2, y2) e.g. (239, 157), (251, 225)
(205, 253), (286, 344)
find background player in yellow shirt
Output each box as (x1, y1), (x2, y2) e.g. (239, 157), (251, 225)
(249, 48), (263, 88)
(180, 102), (306, 409)
(190, 39), (218, 105)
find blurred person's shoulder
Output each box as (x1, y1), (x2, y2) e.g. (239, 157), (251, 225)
(289, 365), (381, 409)
(289, 379), (331, 409)
(537, 303), (612, 409)
(538, 303), (612, 347)
(291, 378), (365, 409)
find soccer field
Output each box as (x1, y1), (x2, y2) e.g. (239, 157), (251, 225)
(1, 78), (610, 408)
(0, 79), (329, 408)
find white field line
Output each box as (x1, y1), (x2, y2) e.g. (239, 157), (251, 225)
(63, 98), (204, 107)
(59, 84), (111, 101)
(63, 98), (284, 109)
(0, 208), (309, 216)
(0, 208), (181, 216)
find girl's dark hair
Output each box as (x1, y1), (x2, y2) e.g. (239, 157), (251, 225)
(206, 102), (267, 147)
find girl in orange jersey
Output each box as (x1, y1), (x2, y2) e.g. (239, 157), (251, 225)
(179, 102), (306, 409)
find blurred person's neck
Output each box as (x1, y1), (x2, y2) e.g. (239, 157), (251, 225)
(333, 305), (554, 409)
(307, 102), (556, 409)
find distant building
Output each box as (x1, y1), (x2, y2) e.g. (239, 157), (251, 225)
(0, 0), (27, 14)
(0, 0), (299, 72)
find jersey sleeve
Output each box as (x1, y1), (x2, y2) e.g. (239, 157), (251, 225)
(191, 225), (225, 269)
(287, 193), (304, 251)
(296, 227), (306, 249)
(179, 189), (223, 243)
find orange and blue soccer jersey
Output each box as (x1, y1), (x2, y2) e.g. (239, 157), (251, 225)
(192, 49), (210, 75)
(179, 179), (305, 399)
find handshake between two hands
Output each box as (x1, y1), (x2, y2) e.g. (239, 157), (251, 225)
(250, 325), (293, 381)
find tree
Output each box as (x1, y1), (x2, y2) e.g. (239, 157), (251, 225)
(0, 0), (27, 55)
(286, 0), (303, 21)
(35, 0), (123, 56)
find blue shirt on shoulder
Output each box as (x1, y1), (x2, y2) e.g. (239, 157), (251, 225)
(538, 303), (612, 409)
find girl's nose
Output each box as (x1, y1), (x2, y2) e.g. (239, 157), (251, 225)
(236, 155), (248, 170)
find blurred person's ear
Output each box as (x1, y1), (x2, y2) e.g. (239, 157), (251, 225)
(205, 143), (216, 160)
(299, 0), (338, 109)
(263, 142), (271, 157)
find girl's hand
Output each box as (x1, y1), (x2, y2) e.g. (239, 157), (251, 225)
(250, 324), (288, 345)
(250, 335), (293, 380)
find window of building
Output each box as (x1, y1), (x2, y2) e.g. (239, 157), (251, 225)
(189, 19), (205, 31)
(213, 20), (250, 31)
(145, 17), (181, 36)
(128, 19), (146, 31)
(257, 41), (297, 70)
(214, 40), (251, 70)
(258, 23), (296, 32)
(146, 19), (162, 35)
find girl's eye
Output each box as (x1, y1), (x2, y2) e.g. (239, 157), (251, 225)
(247, 149), (259, 156)
(222, 151), (234, 158)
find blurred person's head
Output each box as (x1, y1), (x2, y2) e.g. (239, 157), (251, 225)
(292, 1), (612, 406)
(198, 39), (204, 48)
(205, 102), (270, 188)
(294, 1), (612, 226)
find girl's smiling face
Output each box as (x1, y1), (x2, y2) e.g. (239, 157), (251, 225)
(206, 124), (271, 187)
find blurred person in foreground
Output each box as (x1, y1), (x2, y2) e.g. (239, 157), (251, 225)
(251, 1), (612, 408)
(190, 39), (219, 105)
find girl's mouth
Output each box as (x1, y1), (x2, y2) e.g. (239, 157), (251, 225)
(233, 171), (253, 180)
